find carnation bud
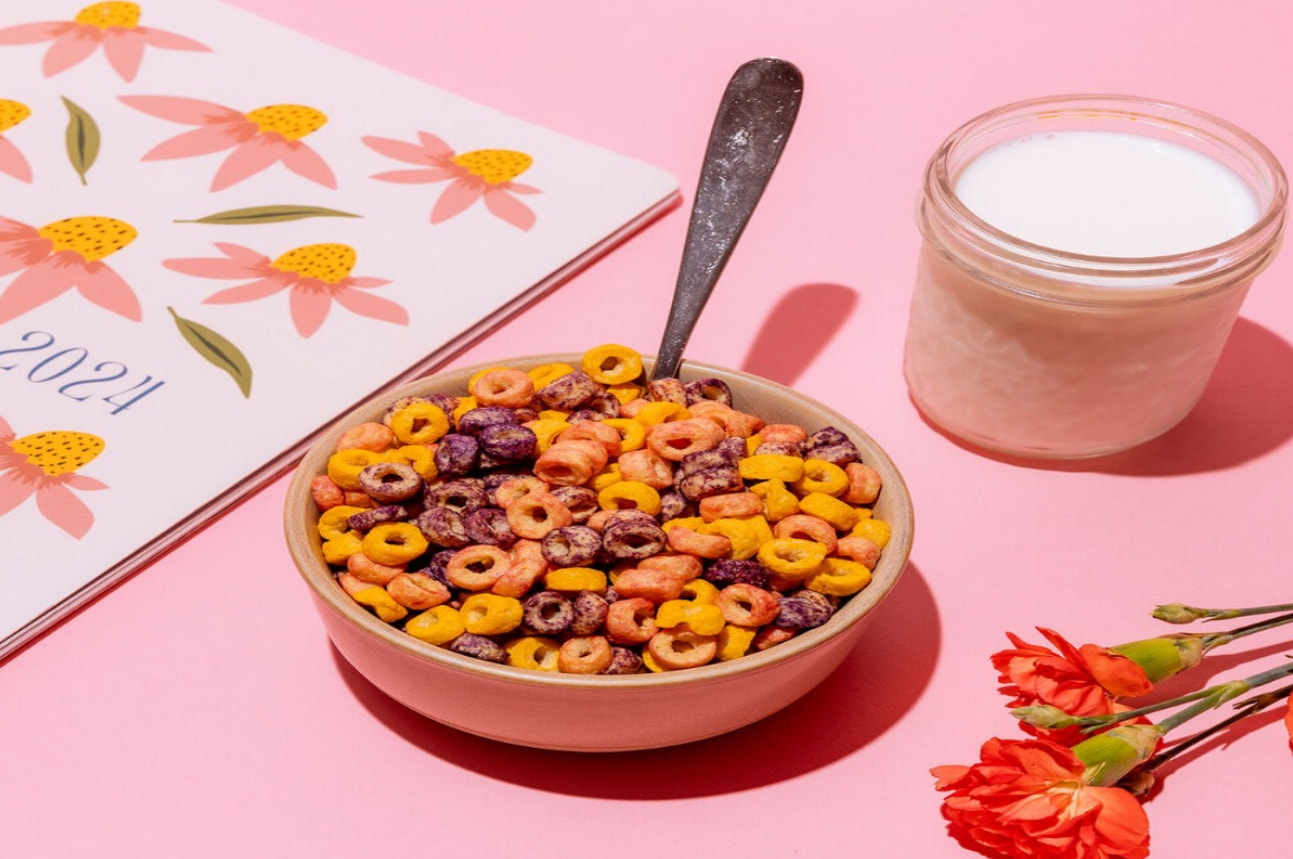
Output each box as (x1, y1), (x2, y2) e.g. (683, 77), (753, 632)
(1109, 634), (1204, 683)
(1011, 704), (1081, 729)
(1072, 723), (1163, 787)
(1152, 603), (1206, 624)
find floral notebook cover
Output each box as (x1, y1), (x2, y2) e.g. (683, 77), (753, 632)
(0, 0), (679, 657)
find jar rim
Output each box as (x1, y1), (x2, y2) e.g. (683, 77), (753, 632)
(923, 93), (1288, 284)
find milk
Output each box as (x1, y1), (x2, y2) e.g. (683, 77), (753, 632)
(955, 131), (1260, 258)
(904, 98), (1285, 459)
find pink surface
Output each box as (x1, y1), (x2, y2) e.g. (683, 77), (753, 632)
(4, 1), (1292, 856)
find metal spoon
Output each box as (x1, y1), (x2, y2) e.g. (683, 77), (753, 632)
(650, 57), (803, 381)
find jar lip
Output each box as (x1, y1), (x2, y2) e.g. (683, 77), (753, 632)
(927, 93), (1289, 270)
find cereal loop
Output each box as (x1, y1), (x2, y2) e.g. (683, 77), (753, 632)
(388, 402), (450, 445)
(646, 628), (718, 670)
(461, 593), (524, 635)
(557, 635), (613, 674)
(504, 636), (562, 670)
(581, 344), (644, 385)
(471, 368), (536, 408)
(505, 492), (574, 539)
(405, 605), (466, 645)
(361, 522), (429, 566)
(445, 544), (512, 591)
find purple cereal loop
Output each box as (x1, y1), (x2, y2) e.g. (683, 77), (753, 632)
(657, 489), (693, 523)
(347, 504), (414, 532)
(568, 590), (609, 636)
(601, 646), (643, 674)
(478, 423), (537, 462)
(414, 506), (470, 548)
(645, 377), (687, 404)
(684, 377), (733, 406)
(776, 589), (836, 630)
(801, 427), (860, 466)
(416, 549), (457, 585)
(754, 440), (805, 457)
(676, 465), (744, 501)
(535, 371), (602, 411)
(423, 478), (490, 515)
(448, 633), (508, 663)
(358, 461), (424, 503)
(540, 524), (603, 567)
(583, 392), (621, 418)
(600, 516), (668, 560)
(456, 406), (519, 436)
(550, 485), (599, 523)
(568, 409), (607, 423)
(704, 558), (770, 588)
(679, 440), (742, 475)
(521, 590), (574, 635)
(433, 433), (480, 476)
(464, 507), (519, 548)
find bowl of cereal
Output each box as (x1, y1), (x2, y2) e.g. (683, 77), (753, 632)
(284, 345), (913, 751)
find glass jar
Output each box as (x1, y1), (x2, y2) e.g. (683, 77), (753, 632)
(904, 94), (1287, 459)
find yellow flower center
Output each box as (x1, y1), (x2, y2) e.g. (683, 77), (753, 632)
(451, 149), (533, 185)
(75, 1), (141, 28)
(244, 104), (328, 141)
(37, 216), (138, 262)
(11, 431), (105, 477)
(0, 99), (31, 134)
(271, 243), (356, 284)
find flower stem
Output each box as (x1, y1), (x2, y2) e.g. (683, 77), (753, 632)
(1199, 611), (1293, 651)
(1155, 602), (1293, 623)
(1139, 682), (1293, 774)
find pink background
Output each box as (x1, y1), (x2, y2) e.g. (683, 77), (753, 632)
(4, 1), (1292, 856)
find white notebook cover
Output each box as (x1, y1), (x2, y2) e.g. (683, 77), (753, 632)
(0, 0), (678, 657)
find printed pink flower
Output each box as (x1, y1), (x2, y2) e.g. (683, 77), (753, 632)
(0, 99), (33, 182)
(163, 242), (407, 338)
(363, 132), (540, 230)
(119, 96), (337, 192)
(0, 2), (209, 83)
(0, 415), (108, 539)
(0, 215), (142, 324)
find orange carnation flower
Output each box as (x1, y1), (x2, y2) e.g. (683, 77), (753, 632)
(994, 627), (1154, 717)
(933, 737), (1150, 859)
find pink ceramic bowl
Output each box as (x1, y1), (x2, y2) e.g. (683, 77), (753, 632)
(284, 355), (914, 751)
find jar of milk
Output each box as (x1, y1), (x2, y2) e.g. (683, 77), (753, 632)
(904, 94), (1287, 459)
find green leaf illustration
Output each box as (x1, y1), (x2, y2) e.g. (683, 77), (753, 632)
(61, 96), (100, 186)
(175, 205), (363, 225)
(168, 307), (253, 398)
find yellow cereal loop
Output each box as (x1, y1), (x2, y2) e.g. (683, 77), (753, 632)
(736, 514), (775, 548)
(698, 518), (760, 560)
(351, 586), (409, 623)
(361, 522), (429, 566)
(597, 480), (661, 515)
(590, 463), (623, 493)
(528, 363), (576, 388)
(545, 566), (608, 593)
(316, 505), (365, 540)
(601, 418), (646, 452)
(461, 593), (524, 635)
(406, 605), (466, 645)
(607, 383), (643, 405)
(631, 401), (691, 426)
(750, 479), (800, 522)
(581, 344), (644, 385)
(757, 538), (828, 580)
(641, 649), (667, 673)
(327, 449), (382, 491)
(717, 624), (756, 660)
(452, 396), (478, 423)
(388, 401), (450, 445)
(680, 578), (720, 604)
(505, 636), (562, 671)
(321, 531), (363, 565)
(661, 515), (705, 533)
(738, 454), (805, 483)
(794, 458), (849, 496)
(656, 600), (725, 636)
(745, 435), (762, 456)
(851, 517), (892, 549)
(807, 557), (873, 596)
(397, 444), (437, 478)
(526, 418), (569, 452)
(798, 491), (860, 531)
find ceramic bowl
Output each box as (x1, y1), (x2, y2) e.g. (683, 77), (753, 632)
(284, 354), (914, 751)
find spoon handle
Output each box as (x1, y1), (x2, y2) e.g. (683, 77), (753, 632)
(651, 57), (803, 381)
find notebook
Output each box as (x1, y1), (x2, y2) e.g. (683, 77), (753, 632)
(0, 0), (679, 658)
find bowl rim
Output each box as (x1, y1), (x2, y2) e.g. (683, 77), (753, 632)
(284, 353), (914, 689)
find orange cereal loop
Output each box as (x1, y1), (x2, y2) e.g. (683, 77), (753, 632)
(558, 635), (613, 674)
(665, 524), (732, 559)
(386, 571), (452, 609)
(581, 344), (644, 385)
(752, 624), (796, 651)
(605, 597), (658, 644)
(691, 402), (765, 438)
(310, 474), (345, 511)
(470, 368), (535, 408)
(493, 475), (549, 507)
(346, 551), (404, 585)
(615, 448), (673, 489)
(698, 491), (764, 522)
(841, 462), (883, 505)
(646, 628), (718, 670)
(645, 419), (723, 461)
(558, 420), (622, 459)
(504, 492), (574, 539)
(715, 583), (781, 626)
(335, 421), (395, 453)
(759, 423), (808, 445)
(638, 552), (702, 581)
(532, 443), (601, 486)
(445, 544), (512, 591)
(773, 513), (840, 554)
(836, 535), (882, 570)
